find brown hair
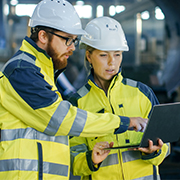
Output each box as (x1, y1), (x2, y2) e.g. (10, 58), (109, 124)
(30, 26), (55, 42)
(84, 45), (96, 74)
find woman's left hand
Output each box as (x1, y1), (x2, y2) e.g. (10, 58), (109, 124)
(129, 138), (163, 154)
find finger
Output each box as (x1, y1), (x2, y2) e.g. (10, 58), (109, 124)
(93, 144), (101, 153)
(140, 119), (148, 132)
(132, 121), (139, 132)
(156, 139), (163, 149)
(94, 142), (106, 150)
(158, 139), (163, 146)
(141, 122), (147, 132)
(94, 143), (110, 154)
(148, 140), (153, 149)
(128, 147), (138, 151)
(98, 141), (109, 148)
(143, 140), (154, 153)
(109, 142), (114, 148)
(143, 118), (148, 123)
(103, 150), (110, 154)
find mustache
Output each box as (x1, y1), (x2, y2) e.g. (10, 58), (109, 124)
(65, 50), (73, 56)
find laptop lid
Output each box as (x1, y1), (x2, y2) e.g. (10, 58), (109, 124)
(105, 102), (180, 150)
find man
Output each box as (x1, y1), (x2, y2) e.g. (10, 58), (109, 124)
(0, 0), (147, 179)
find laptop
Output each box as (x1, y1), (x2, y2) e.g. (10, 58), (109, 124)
(105, 102), (180, 149)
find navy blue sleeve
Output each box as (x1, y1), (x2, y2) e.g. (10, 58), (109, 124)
(137, 82), (159, 118)
(114, 116), (130, 134)
(3, 60), (58, 110)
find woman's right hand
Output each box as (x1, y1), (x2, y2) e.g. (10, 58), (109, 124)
(92, 141), (114, 165)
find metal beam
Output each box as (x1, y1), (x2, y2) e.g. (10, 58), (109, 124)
(115, 0), (156, 21)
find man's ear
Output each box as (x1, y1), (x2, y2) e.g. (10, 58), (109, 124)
(38, 30), (48, 44)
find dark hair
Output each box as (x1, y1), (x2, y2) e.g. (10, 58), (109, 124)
(30, 26), (56, 42)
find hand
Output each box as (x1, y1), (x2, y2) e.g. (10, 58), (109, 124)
(92, 141), (114, 165)
(129, 117), (148, 132)
(130, 139), (163, 154)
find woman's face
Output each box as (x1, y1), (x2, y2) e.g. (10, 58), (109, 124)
(86, 49), (123, 83)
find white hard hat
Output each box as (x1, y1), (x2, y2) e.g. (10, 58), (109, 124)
(80, 16), (129, 51)
(29, 0), (86, 35)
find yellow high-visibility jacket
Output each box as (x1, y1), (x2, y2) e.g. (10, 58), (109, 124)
(69, 72), (170, 180)
(0, 37), (130, 180)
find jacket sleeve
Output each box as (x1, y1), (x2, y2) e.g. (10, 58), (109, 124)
(70, 136), (96, 176)
(0, 64), (129, 137)
(137, 83), (170, 165)
(141, 143), (170, 166)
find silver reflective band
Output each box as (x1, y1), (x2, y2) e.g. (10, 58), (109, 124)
(77, 86), (89, 97)
(1, 128), (68, 145)
(122, 151), (141, 163)
(126, 78), (137, 87)
(44, 100), (71, 136)
(68, 108), (87, 136)
(70, 143), (88, 164)
(44, 100), (87, 136)
(70, 143), (88, 153)
(101, 153), (119, 167)
(0, 159), (68, 176)
(165, 143), (171, 157)
(133, 175), (161, 180)
(2, 52), (35, 74)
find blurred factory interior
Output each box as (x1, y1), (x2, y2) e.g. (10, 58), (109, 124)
(1, 0), (180, 179)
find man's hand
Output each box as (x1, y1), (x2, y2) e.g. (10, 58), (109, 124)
(92, 141), (114, 165)
(129, 139), (163, 154)
(129, 117), (148, 132)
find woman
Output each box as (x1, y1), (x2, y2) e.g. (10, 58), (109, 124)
(69, 16), (170, 180)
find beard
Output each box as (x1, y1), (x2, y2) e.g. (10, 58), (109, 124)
(46, 41), (73, 70)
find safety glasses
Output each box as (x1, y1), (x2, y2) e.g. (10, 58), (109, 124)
(46, 31), (79, 46)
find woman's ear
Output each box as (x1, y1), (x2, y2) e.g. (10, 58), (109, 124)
(86, 51), (92, 64)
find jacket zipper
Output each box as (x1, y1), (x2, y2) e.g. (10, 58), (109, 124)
(108, 85), (125, 180)
(37, 142), (43, 180)
(116, 135), (125, 180)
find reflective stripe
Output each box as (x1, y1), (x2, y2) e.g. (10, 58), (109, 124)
(43, 161), (68, 176)
(1, 128), (68, 145)
(165, 143), (171, 157)
(121, 147), (169, 174)
(0, 159), (68, 177)
(44, 101), (70, 136)
(1, 51), (35, 73)
(101, 153), (119, 167)
(122, 151), (141, 163)
(126, 78), (137, 87)
(77, 86), (89, 97)
(70, 144), (88, 167)
(70, 144), (88, 159)
(70, 144), (88, 153)
(68, 108), (87, 136)
(133, 174), (160, 180)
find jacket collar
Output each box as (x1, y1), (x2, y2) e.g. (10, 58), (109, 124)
(24, 36), (50, 59)
(23, 37), (67, 82)
(20, 36), (54, 69)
